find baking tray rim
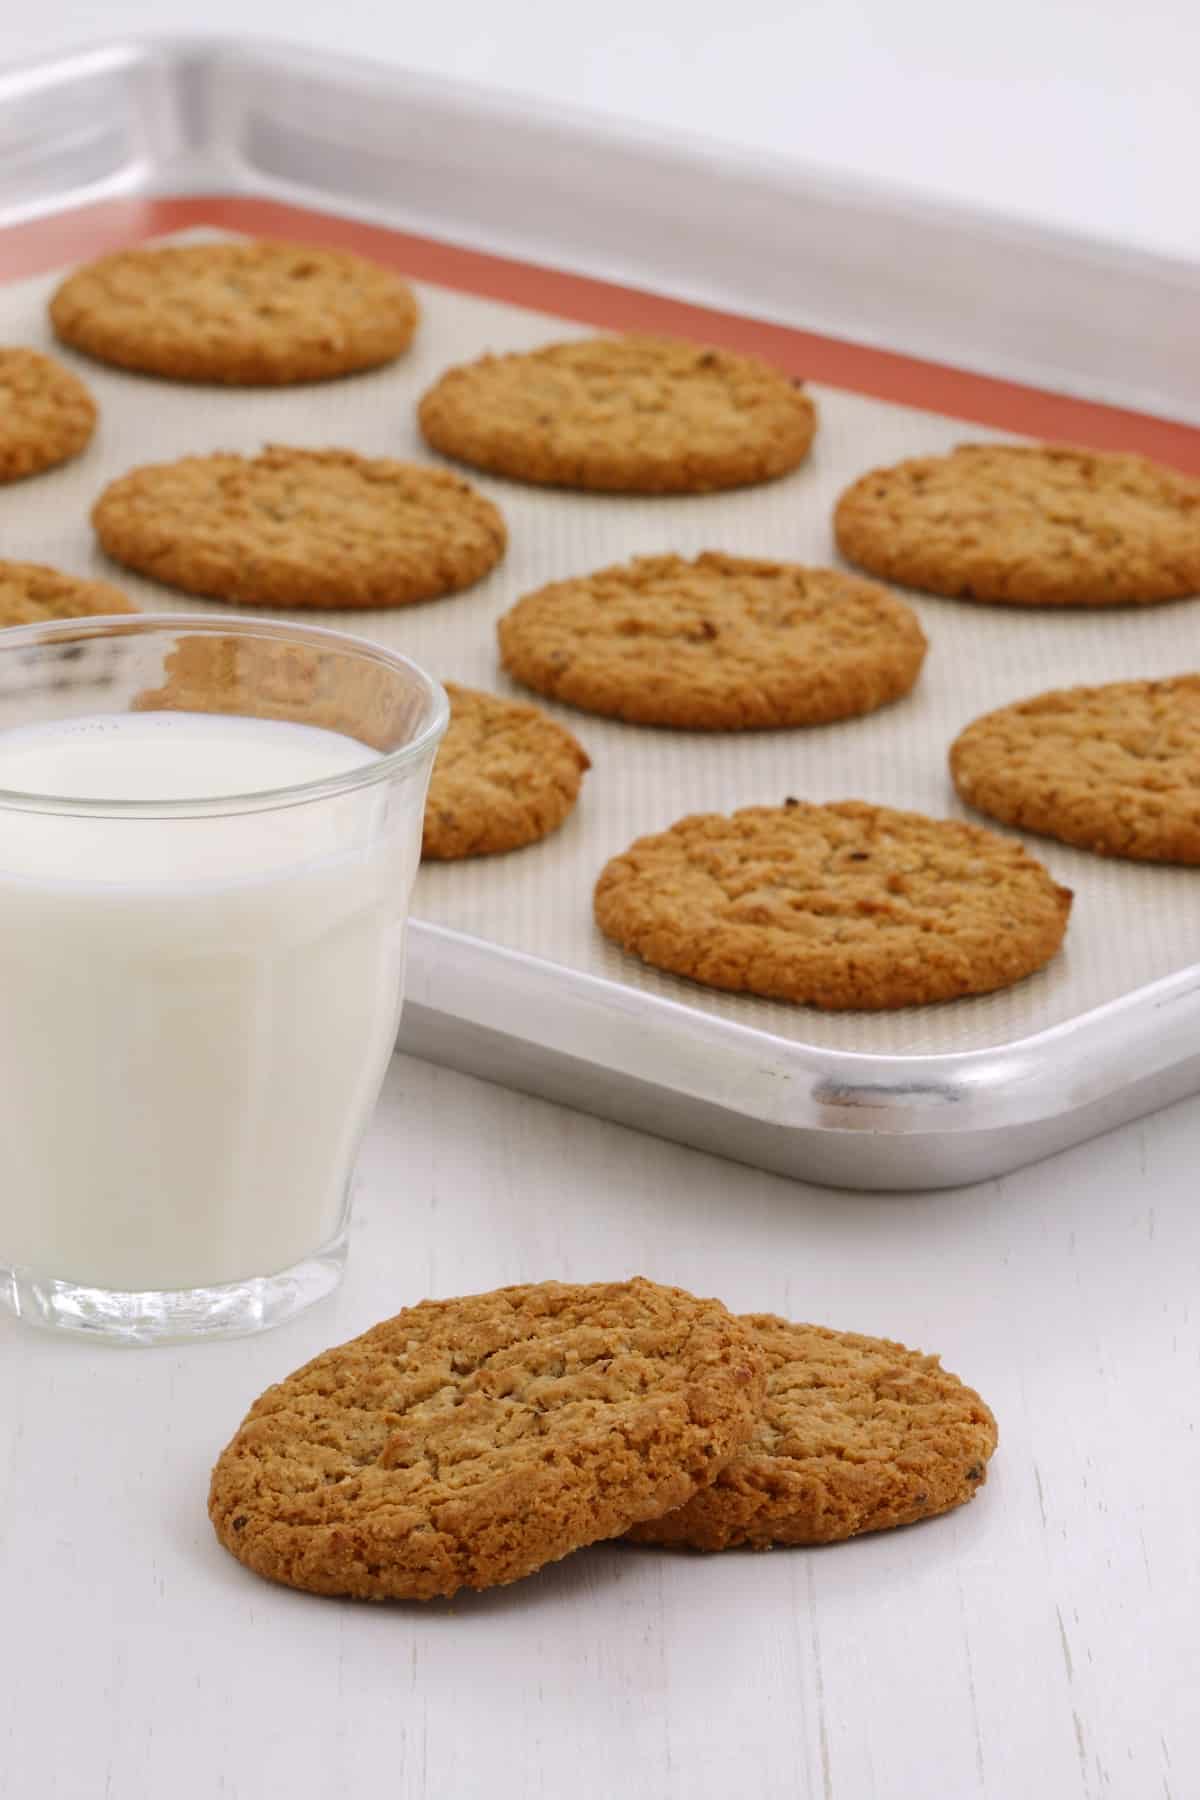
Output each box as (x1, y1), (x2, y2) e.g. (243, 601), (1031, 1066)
(405, 920), (1200, 1137)
(6, 29), (1196, 278)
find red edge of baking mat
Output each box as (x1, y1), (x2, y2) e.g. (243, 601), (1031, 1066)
(5, 193), (1199, 473)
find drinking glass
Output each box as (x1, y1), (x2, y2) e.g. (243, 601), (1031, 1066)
(0, 614), (447, 1343)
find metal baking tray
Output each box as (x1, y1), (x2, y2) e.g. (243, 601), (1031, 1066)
(2, 35), (1199, 1190)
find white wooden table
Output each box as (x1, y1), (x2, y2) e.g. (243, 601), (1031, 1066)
(3, 1052), (1197, 1800)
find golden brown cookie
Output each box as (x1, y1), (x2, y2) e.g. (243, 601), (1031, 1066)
(131, 633), (413, 753)
(0, 559), (135, 626)
(498, 552), (926, 729)
(0, 348), (96, 482)
(627, 1316), (997, 1551)
(208, 1278), (767, 1602)
(49, 241), (418, 385)
(423, 684), (590, 858)
(92, 446), (507, 609)
(594, 800), (1072, 1010)
(834, 443), (1200, 606)
(951, 676), (1200, 863)
(418, 334), (816, 493)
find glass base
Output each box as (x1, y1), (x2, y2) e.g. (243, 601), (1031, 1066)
(0, 1230), (348, 1345)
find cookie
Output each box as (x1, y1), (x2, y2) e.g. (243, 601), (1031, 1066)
(208, 1277), (767, 1601)
(49, 241), (418, 385)
(0, 348), (96, 482)
(130, 633), (408, 754)
(0, 559), (135, 626)
(627, 1316), (997, 1551)
(423, 684), (590, 858)
(92, 446), (507, 609)
(594, 800), (1072, 1010)
(951, 676), (1200, 863)
(834, 443), (1200, 606)
(498, 552), (926, 729)
(418, 334), (816, 493)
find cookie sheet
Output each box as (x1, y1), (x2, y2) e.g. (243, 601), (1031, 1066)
(3, 239), (1196, 1074)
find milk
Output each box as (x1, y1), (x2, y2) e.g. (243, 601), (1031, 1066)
(0, 711), (417, 1293)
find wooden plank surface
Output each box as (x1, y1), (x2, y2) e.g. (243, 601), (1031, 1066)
(3, 1055), (1196, 1800)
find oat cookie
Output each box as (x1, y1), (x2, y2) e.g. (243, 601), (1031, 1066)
(951, 676), (1200, 863)
(92, 446), (507, 609)
(50, 241), (418, 385)
(594, 800), (1072, 1010)
(130, 633), (413, 753)
(0, 348), (96, 482)
(498, 552), (926, 729)
(627, 1316), (997, 1551)
(423, 684), (590, 858)
(418, 334), (816, 493)
(0, 559), (135, 627)
(208, 1278), (766, 1601)
(834, 443), (1200, 606)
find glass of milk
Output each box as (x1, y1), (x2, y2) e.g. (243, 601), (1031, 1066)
(0, 614), (448, 1344)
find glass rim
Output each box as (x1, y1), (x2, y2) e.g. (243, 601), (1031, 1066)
(0, 612), (450, 818)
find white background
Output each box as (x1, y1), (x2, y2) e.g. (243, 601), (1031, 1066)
(6, 0), (1200, 262)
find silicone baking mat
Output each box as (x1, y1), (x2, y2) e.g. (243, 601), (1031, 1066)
(2, 228), (1197, 1056)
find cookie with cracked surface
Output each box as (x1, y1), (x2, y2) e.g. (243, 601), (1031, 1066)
(0, 559), (135, 626)
(418, 334), (816, 493)
(49, 241), (418, 384)
(834, 443), (1200, 606)
(423, 683), (590, 858)
(498, 552), (926, 729)
(951, 676), (1200, 863)
(91, 446), (507, 609)
(0, 347), (96, 482)
(594, 800), (1072, 1010)
(627, 1316), (997, 1551)
(208, 1277), (767, 1601)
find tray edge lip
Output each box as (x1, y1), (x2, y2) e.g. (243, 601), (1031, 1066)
(4, 31), (1200, 285)
(406, 918), (1200, 1133)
